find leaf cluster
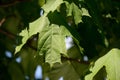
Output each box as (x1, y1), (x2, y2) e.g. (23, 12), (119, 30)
(0, 0), (120, 80)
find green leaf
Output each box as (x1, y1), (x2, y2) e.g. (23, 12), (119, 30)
(38, 24), (69, 66)
(85, 48), (120, 80)
(29, 15), (50, 36)
(72, 3), (82, 25)
(47, 62), (80, 80)
(38, 0), (45, 7)
(8, 62), (24, 80)
(81, 8), (91, 17)
(67, 45), (82, 59)
(45, 61), (88, 80)
(42, 0), (63, 13)
(15, 15), (50, 54)
(15, 28), (29, 53)
(64, 1), (72, 16)
(65, 2), (82, 25)
(60, 25), (83, 57)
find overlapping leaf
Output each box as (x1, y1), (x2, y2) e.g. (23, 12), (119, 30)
(15, 15), (50, 53)
(64, 1), (91, 25)
(42, 0), (63, 13)
(85, 48), (120, 80)
(15, 0), (64, 54)
(15, 28), (29, 53)
(38, 24), (73, 66)
(65, 2), (82, 25)
(44, 61), (88, 80)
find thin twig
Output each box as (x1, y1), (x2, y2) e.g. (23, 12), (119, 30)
(0, 29), (15, 39)
(0, 18), (6, 27)
(61, 56), (90, 64)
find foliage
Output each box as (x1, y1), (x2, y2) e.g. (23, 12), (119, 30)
(85, 48), (120, 80)
(0, 0), (120, 80)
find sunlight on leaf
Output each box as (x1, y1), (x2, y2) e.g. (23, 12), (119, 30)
(81, 8), (91, 17)
(37, 24), (77, 66)
(15, 28), (28, 53)
(15, 16), (49, 54)
(65, 2), (82, 25)
(85, 48), (120, 80)
(72, 3), (82, 25)
(38, 24), (66, 66)
(42, 0), (63, 13)
(29, 15), (50, 37)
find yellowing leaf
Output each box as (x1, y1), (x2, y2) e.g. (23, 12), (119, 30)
(85, 48), (120, 80)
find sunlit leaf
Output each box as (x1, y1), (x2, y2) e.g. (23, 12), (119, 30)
(8, 0), (120, 80)
(64, 1), (72, 16)
(65, 2), (82, 25)
(81, 8), (91, 17)
(38, 24), (71, 66)
(72, 3), (82, 25)
(85, 48), (120, 80)
(42, 0), (63, 13)
(15, 28), (29, 53)
(15, 15), (50, 54)
(29, 15), (49, 36)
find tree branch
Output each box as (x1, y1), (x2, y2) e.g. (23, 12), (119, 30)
(0, 29), (90, 64)
(0, 29), (15, 39)
(27, 43), (90, 64)
(0, 18), (6, 27)
(61, 56), (90, 64)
